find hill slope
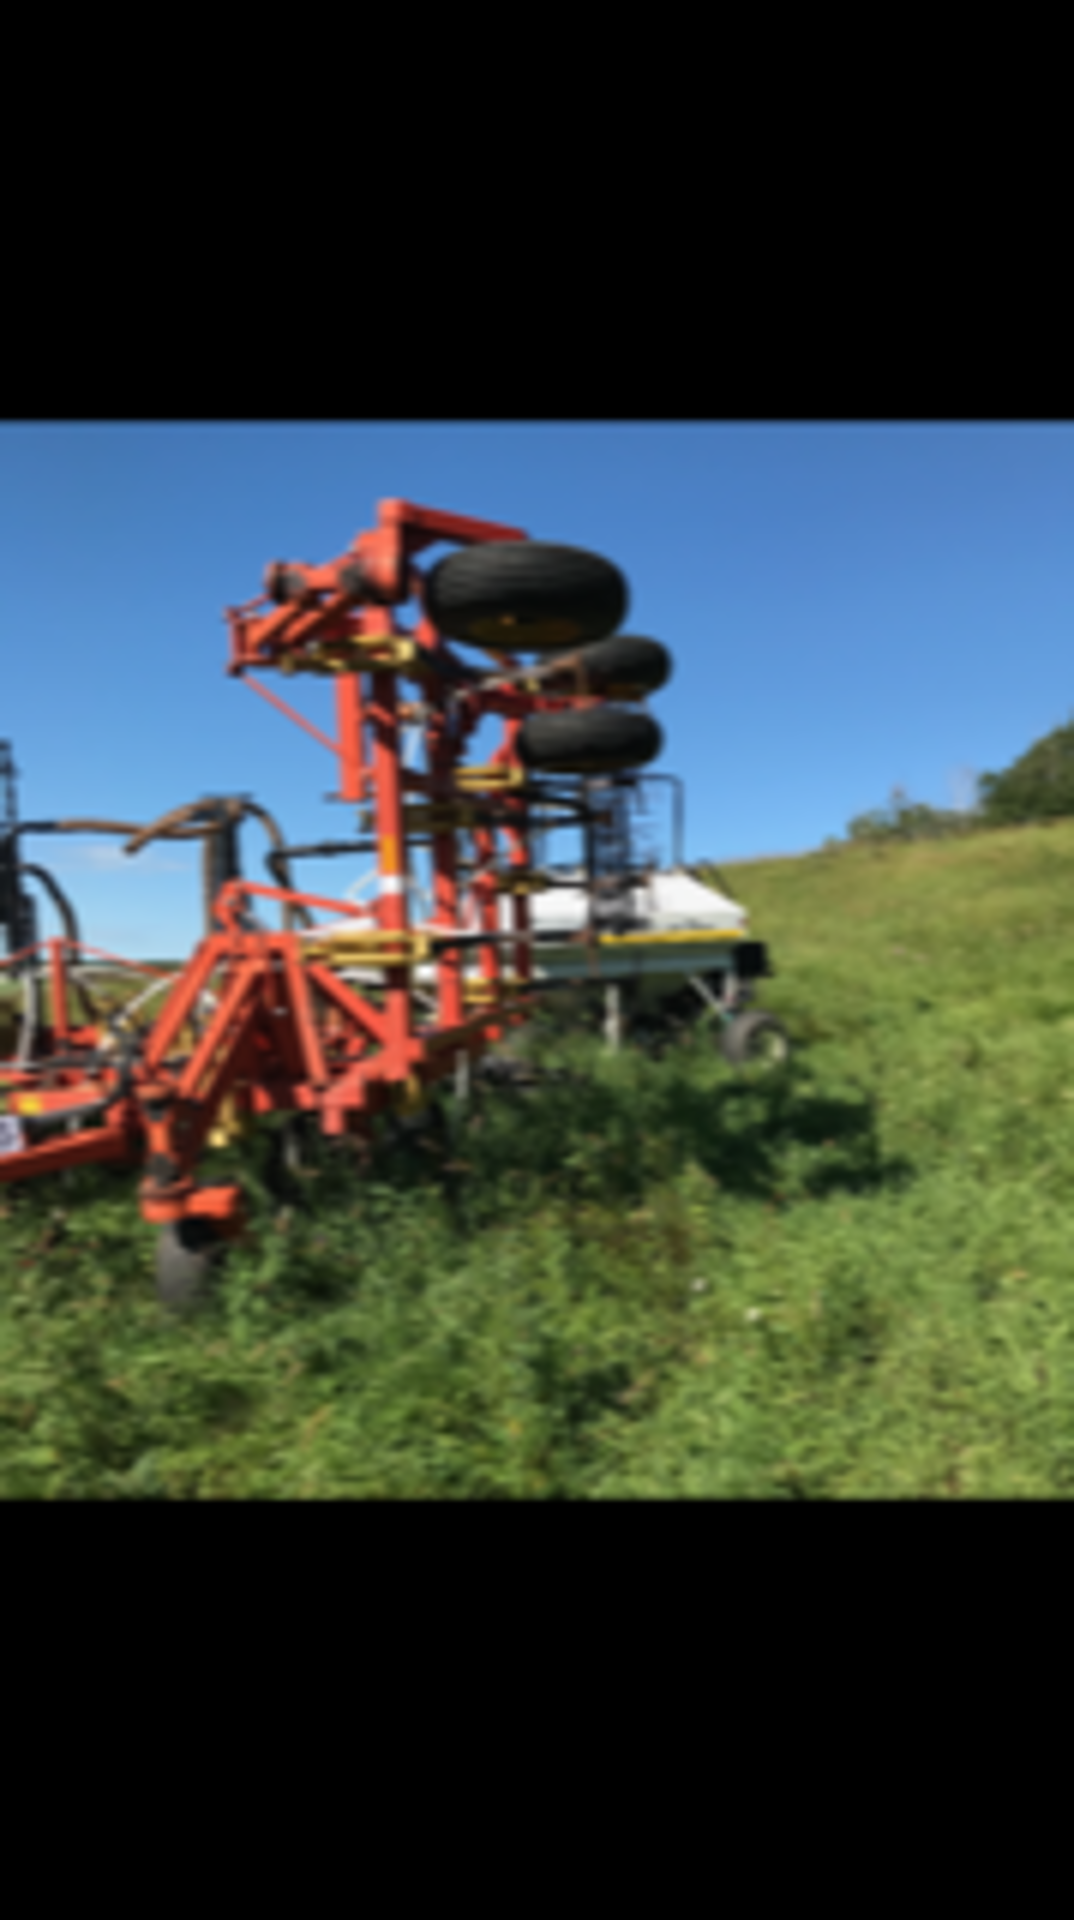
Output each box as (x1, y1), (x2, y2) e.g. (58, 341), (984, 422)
(3, 819), (1074, 1497)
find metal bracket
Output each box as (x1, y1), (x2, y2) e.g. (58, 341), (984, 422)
(302, 930), (433, 967)
(454, 762), (527, 794)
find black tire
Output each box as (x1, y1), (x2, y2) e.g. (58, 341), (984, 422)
(541, 635), (672, 698)
(155, 1217), (226, 1312)
(518, 706), (663, 775)
(423, 542), (628, 653)
(718, 1011), (791, 1070)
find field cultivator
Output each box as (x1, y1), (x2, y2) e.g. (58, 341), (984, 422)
(1, 500), (683, 1304)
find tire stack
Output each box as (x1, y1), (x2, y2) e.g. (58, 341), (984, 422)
(422, 540), (671, 774)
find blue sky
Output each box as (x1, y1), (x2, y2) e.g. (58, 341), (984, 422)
(3, 422), (1073, 957)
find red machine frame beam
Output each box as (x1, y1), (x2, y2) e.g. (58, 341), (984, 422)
(0, 1122), (135, 1184)
(377, 498), (527, 553)
(141, 937), (225, 1073)
(279, 937), (329, 1091)
(336, 671), (367, 803)
(210, 879), (376, 931)
(302, 963), (389, 1050)
(176, 951), (263, 1105)
(242, 673), (341, 758)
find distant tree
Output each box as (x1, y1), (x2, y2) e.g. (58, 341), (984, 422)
(977, 717), (1074, 826)
(830, 714), (1074, 849)
(844, 786), (980, 846)
(846, 806), (897, 843)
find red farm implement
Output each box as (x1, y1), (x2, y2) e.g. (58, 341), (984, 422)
(0, 501), (671, 1305)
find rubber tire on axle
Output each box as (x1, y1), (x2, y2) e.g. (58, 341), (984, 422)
(155, 1218), (226, 1312)
(518, 706), (663, 775)
(423, 542), (628, 653)
(717, 1011), (791, 1070)
(542, 635), (672, 698)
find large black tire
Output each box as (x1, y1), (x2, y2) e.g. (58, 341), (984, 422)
(541, 635), (672, 698)
(518, 707), (663, 775)
(423, 542), (628, 653)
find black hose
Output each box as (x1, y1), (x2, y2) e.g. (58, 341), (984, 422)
(266, 839), (374, 889)
(239, 800), (316, 930)
(123, 795), (317, 934)
(17, 862), (81, 949)
(200, 799), (318, 932)
(10, 861), (98, 1025)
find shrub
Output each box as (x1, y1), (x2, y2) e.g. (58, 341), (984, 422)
(843, 788), (980, 848)
(977, 718), (1074, 828)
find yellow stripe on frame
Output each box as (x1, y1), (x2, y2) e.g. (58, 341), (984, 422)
(595, 930), (747, 948)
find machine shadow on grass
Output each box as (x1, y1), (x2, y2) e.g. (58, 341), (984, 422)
(0, 1051), (915, 1319)
(286, 1048), (917, 1231)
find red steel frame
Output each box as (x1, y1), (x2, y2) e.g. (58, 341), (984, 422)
(0, 500), (605, 1241)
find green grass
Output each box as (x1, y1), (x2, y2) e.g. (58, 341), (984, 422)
(5, 816), (1074, 1497)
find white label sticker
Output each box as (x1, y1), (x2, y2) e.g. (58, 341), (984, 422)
(0, 1113), (26, 1156)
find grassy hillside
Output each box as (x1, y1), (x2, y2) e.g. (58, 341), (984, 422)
(4, 817), (1074, 1497)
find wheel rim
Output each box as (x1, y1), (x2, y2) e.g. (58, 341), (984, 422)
(749, 1026), (789, 1067)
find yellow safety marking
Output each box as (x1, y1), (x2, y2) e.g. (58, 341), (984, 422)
(463, 979), (525, 1004)
(455, 762), (526, 793)
(302, 931), (432, 967)
(380, 835), (401, 875)
(356, 634), (416, 669)
(278, 634), (418, 676)
(16, 1094), (44, 1115)
(595, 929), (746, 947)
(207, 1093), (237, 1148)
(391, 1074), (426, 1115)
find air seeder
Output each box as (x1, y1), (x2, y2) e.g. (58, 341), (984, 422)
(1, 500), (786, 1304)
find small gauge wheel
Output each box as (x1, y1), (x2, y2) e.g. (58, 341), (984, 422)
(718, 1010), (792, 1071)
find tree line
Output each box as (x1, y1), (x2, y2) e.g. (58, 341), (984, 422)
(828, 714), (1074, 848)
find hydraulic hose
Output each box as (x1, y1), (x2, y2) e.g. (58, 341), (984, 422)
(124, 797), (315, 933)
(264, 840), (372, 895)
(121, 800), (222, 857)
(15, 861), (105, 1027)
(18, 862), (81, 950)
(48, 818), (145, 838)
(3, 804), (297, 1070)
(237, 799), (316, 930)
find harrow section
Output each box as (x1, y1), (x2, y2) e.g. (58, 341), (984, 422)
(1, 501), (670, 1302)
